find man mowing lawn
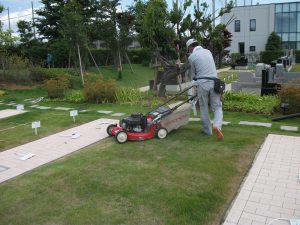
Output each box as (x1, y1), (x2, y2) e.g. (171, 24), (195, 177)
(187, 38), (224, 140)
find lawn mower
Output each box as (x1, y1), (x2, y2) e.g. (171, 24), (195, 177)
(106, 86), (197, 143)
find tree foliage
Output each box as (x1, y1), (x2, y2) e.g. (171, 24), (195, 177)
(265, 32), (281, 51)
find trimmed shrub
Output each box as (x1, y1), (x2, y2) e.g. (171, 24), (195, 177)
(223, 91), (280, 115)
(43, 76), (70, 98)
(0, 90), (5, 97)
(295, 50), (300, 63)
(278, 78), (300, 113)
(231, 53), (241, 64)
(115, 87), (144, 105)
(127, 48), (151, 64)
(260, 50), (284, 64)
(83, 78), (117, 103)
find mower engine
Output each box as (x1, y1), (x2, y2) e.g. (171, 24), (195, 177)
(119, 113), (148, 132)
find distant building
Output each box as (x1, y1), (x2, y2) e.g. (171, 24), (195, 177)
(221, 1), (300, 56)
(92, 40), (141, 49)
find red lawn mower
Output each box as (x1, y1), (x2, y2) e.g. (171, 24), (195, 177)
(106, 86), (197, 143)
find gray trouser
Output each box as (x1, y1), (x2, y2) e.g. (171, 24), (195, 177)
(196, 80), (223, 135)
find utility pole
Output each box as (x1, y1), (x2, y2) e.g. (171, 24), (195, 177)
(7, 8), (11, 30)
(31, 1), (36, 39)
(212, 0), (215, 29)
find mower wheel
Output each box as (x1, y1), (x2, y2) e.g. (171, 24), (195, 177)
(115, 131), (128, 143)
(155, 128), (168, 139)
(107, 124), (117, 136)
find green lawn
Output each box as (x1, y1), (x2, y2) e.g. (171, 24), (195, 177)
(49, 64), (155, 88)
(290, 63), (300, 72)
(0, 68), (300, 225)
(0, 89), (300, 224)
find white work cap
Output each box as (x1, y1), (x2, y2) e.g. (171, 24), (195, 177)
(186, 38), (198, 48)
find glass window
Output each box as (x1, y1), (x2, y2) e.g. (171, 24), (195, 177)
(290, 3), (297, 12)
(290, 33), (296, 41)
(297, 34), (300, 41)
(298, 3), (300, 11)
(282, 13), (289, 32)
(282, 33), (288, 42)
(290, 12), (297, 32)
(298, 13), (300, 32)
(250, 19), (256, 31)
(235, 20), (240, 32)
(275, 13), (282, 32)
(249, 46), (256, 52)
(276, 4), (282, 13)
(297, 42), (300, 50)
(283, 4), (289, 12)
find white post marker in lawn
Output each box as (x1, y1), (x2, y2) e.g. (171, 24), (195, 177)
(16, 104), (24, 111)
(70, 110), (78, 123)
(32, 121), (41, 135)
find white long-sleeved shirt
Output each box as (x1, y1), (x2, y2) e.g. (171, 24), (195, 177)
(188, 46), (217, 80)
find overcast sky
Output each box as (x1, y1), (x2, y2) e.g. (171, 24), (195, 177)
(0, 0), (298, 33)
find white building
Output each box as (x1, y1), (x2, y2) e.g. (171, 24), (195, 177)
(221, 1), (300, 56)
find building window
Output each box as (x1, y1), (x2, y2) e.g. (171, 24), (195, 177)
(276, 4), (282, 13)
(282, 13), (289, 32)
(290, 12), (297, 32)
(249, 46), (256, 52)
(283, 3), (289, 12)
(250, 19), (256, 31)
(235, 20), (240, 32)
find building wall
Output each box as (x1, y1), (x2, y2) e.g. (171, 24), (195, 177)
(221, 4), (275, 55)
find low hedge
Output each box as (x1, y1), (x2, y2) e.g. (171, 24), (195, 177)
(223, 91), (280, 115)
(260, 50), (284, 64)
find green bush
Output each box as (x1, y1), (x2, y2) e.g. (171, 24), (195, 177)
(48, 39), (70, 68)
(115, 87), (145, 105)
(0, 90), (5, 96)
(89, 49), (112, 66)
(295, 50), (300, 63)
(0, 69), (32, 85)
(278, 79), (300, 113)
(231, 53), (241, 64)
(260, 50), (284, 64)
(223, 91), (280, 115)
(83, 78), (116, 103)
(127, 48), (151, 64)
(43, 76), (70, 98)
(29, 67), (56, 83)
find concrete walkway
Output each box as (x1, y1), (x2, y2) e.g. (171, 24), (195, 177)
(0, 118), (118, 184)
(223, 134), (300, 225)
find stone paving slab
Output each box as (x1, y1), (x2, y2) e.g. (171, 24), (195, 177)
(222, 134), (300, 225)
(0, 109), (27, 119)
(36, 106), (51, 110)
(97, 110), (113, 114)
(54, 107), (73, 111)
(280, 126), (299, 132)
(111, 113), (126, 117)
(239, 121), (272, 128)
(0, 118), (118, 184)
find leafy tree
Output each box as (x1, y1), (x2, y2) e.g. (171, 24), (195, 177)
(17, 20), (34, 43)
(169, 0), (192, 40)
(58, 0), (89, 76)
(265, 32), (281, 51)
(36, 0), (100, 41)
(17, 20), (47, 66)
(132, 0), (175, 52)
(210, 24), (232, 67)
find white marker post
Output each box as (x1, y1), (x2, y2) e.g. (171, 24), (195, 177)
(70, 110), (78, 123)
(16, 104), (24, 111)
(32, 121), (41, 135)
